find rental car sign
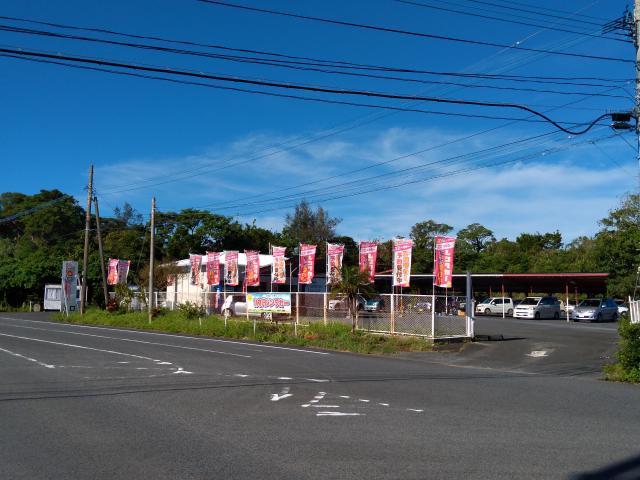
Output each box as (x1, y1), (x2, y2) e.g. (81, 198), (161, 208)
(247, 293), (292, 314)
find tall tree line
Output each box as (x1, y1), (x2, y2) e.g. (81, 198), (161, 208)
(0, 191), (637, 307)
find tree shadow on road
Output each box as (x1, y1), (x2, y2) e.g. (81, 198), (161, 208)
(569, 453), (640, 480)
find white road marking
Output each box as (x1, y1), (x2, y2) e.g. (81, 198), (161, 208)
(358, 399), (370, 403)
(311, 405), (340, 408)
(277, 376), (292, 380)
(173, 368), (193, 374)
(0, 346), (55, 369)
(339, 395), (350, 399)
(234, 374), (249, 377)
(155, 361), (172, 365)
(528, 350), (548, 357)
(0, 332), (159, 361)
(271, 393), (293, 401)
(301, 404), (311, 408)
(0, 324), (250, 358)
(307, 378), (329, 382)
(378, 403), (390, 407)
(407, 409), (424, 413)
(316, 412), (363, 417)
(0, 317), (330, 355)
(309, 400), (319, 403)
(117, 361), (129, 364)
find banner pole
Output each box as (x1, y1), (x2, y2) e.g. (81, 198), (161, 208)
(432, 239), (436, 340)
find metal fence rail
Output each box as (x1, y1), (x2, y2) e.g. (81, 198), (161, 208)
(629, 297), (640, 324)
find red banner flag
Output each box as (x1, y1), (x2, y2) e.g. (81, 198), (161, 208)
(434, 236), (456, 288)
(298, 244), (317, 285)
(271, 246), (286, 285)
(189, 254), (201, 285)
(224, 251), (239, 286)
(326, 243), (344, 285)
(107, 258), (119, 286)
(358, 241), (378, 284)
(206, 252), (221, 286)
(245, 250), (261, 287)
(392, 239), (413, 287)
(117, 260), (130, 285)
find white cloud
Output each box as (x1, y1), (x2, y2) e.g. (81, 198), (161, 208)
(92, 126), (636, 243)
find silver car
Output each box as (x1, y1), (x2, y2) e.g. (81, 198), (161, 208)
(572, 298), (618, 322)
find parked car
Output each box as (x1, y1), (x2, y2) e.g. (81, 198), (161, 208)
(328, 295), (366, 311)
(475, 297), (514, 316)
(572, 298), (618, 322)
(614, 299), (629, 316)
(513, 296), (561, 320)
(364, 297), (385, 312)
(222, 294), (270, 320)
(560, 299), (578, 315)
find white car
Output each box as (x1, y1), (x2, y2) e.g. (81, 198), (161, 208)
(513, 296), (561, 320)
(614, 299), (629, 316)
(475, 297), (514, 316)
(328, 295), (366, 311)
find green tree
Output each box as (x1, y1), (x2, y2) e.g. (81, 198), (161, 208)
(282, 200), (341, 246)
(330, 266), (374, 332)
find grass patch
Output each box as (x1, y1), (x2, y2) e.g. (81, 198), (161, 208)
(53, 308), (433, 355)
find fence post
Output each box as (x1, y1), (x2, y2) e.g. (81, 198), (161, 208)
(323, 292), (327, 325)
(390, 292), (395, 334)
(466, 272), (474, 338)
(295, 292), (300, 335)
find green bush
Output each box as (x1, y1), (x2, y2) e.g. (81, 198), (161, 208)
(178, 301), (204, 320)
(615, 317), (640, 382)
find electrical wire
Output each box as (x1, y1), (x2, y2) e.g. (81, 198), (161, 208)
(228, 133), (617, 217)
(0, 20), (630, 88)
(393, 0), (629, 43)
(196, 0), (633, 64)
(0, 47), (614, 136)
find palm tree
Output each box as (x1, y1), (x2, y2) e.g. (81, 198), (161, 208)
(331, 266), (375, 332)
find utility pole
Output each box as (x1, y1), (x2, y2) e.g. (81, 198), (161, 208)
(80, 164), (93, 315)
(148, 196), (156, 323)
(634, 1), (640, 186)
(93, 196), (109, 308)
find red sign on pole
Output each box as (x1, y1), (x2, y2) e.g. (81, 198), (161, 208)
(271, 246), (286, 285)
(434, 236), (456, 288)
(206, 252), (221, 286)
(326, 243), (344, 285)
(392, 239), (413, 287)
(189, 254), (201, 285)
(298, 244), (317, 285)
(245, 250), (261, 287)
(225, 251), (239, 286)
(359, 241), (377, 284)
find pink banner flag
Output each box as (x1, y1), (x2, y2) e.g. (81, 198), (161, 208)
(434, 236), (456, 288)
(206, 252), (221, 286)
(271, 246), (286, 285)
(298, 244), (317, 285)
(224, 251), (239, 286)
(117, 260), (130, 285)
(245, 250), (261, 287)
(107, 258), (119, 286)
(189, 254), (201, 285)
(326, 243), (344, 285)
(392, 239), (413, 287)
(359, 241), (378, 284)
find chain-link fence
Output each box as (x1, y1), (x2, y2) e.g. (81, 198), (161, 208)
(113, 290), (472, 338)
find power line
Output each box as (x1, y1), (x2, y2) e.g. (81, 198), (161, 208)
(0, 19), (630, 88)
(228, 133), (617, 217)
(0, 47), (614, 136)
(393, 0), (629, 43)
(450, 0), (608, 26)
(196, 0), (633, 64)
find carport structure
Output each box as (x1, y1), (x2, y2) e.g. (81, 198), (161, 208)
(460, 273), (609, 302)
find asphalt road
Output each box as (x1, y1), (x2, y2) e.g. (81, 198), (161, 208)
(0, 312), (638, 480)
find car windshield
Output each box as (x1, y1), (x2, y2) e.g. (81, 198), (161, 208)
(580, 300), (600, 307)
(519, 298), (539, 305)
(615, 300), (625, 306)
(480, 298), (490, 304)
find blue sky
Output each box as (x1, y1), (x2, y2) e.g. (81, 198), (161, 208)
(0, 0), (636, 242)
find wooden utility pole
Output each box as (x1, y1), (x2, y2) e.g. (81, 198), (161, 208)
(80, 164), (93, 314)
(148, 196), (156, 323)
(93, 196), (109, 308)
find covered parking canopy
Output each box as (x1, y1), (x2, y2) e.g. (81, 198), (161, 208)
(455, 273), (609, 297)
